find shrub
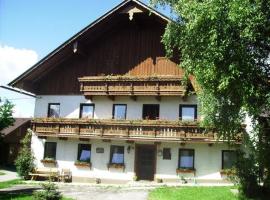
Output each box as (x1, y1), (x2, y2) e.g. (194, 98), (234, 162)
(15, 130), (35, 179)
(33, 182), (62, 200)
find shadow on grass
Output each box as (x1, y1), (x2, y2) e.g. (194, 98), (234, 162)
(0, 187), (40, 200)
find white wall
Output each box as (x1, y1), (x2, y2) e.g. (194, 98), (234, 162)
(34, 95), (198, 120)
(32, 132), (234, 181)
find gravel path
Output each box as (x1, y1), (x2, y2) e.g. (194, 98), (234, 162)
(58, 185), (149, 200)
(0, 169), (19, 182)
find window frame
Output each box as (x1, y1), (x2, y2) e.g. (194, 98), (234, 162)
(77, 144), (91, 162)
(178, 148), (195, 169)
(112, 104), (127, 120)
(222, 150), (236, 169)
(79, 103), (95, 119)
(142, 104), (160, 120)
(47, 103), (60, 118)
(109, 145), (125, 164)
(44, 142), (57, 159)
(179, 104), (197, 121)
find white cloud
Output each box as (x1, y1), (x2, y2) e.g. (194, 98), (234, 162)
(0, 45), (38, 85)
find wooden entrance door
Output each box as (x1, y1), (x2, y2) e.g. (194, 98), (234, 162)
(135, 145), (156, 181)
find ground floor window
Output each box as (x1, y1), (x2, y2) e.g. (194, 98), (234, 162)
(178, 149), (195, 169)
(222, 150), (236, 169)
(77, 144), (91, 162)
(110, 145), (124, 164)
(44, 142), (57, 159)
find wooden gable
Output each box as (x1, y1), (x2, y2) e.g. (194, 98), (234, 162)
(9, 0), (183, 95)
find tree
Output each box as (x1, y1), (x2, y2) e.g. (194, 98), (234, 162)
(15, 130), (35, 179)
(151, 0), (270, 198)
(0, 98), (15, 132)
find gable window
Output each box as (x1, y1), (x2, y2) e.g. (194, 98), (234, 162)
(79, 104), (94, 119)
(44, 142), (57, 159)
(143, 104), (160, 120)
(178, 149), (195, 169)
(77, 144), (91, 162)
(48, 103), (60, 118)
(222, 150), (236, 169)
(179, 105), (197, 121)
(110, 145), (124, 164)
(113, 104), (127, 120)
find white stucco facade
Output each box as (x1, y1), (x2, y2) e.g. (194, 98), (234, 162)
(31, 95), (236, 183)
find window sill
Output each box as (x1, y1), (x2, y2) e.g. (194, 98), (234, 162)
(74, 161), (92, 168)
(176, 168), (196, 174)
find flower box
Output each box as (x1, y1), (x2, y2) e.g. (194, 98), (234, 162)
(74, 161), (91, 168)
(220, 169), (236, 176)
(41, 158), (57, 165)
(107, 163), (125, 169)
(176, 168), (196, 174)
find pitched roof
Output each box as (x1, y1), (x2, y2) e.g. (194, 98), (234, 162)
(1, 118), (30, 136)
(8, 0), (171, 93)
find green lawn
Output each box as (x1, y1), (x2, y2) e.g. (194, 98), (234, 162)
(0, 172), (5, 176)
(148, 186), (239, 200)
(0, 179), (23, 189)
(0, 179), (73, 200)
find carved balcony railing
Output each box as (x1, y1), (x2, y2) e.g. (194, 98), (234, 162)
(31, 118), (223, 142)
(78, 76), (187, 97)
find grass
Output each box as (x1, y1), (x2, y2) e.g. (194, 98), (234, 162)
(0, 179), (23, 189)
(0, 193), (73, 200)
(0, 172), (5, 176)
(148, 186), (239, 200)
(0, 179), (73, 200)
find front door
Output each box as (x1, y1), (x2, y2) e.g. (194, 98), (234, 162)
(135, 145), (156, 181)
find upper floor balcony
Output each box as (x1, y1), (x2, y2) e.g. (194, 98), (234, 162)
(31, 118), (223, 143)
(78, 75), (187, 99)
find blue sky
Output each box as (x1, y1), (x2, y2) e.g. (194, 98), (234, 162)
(0, 0), (170, 117)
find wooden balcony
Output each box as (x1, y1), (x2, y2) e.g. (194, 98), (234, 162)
(78, 76), (187, 98)
(31, 118), (220, 143)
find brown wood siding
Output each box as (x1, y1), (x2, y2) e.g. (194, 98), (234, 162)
(36, 15), (183, 95)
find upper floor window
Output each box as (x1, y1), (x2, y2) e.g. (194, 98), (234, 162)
(222, 150), (236, 169)
(47, 103), (60, 118)
(79, 104), (94, 119)
(77, 144), (91, 162)
(143, 104), (159, 120)
(44, 142), (57, 159)
(179, 105), (197, 121)
(113, 104), (127, 120)
(178, 149), (195, 169)
(110, 145), (124, 164)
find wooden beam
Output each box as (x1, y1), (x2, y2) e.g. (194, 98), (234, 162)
(59, 137), (68, 140)
(108, 96), (115, 101)
(130, 95), (137, 101)
(102, 139), (111, 143)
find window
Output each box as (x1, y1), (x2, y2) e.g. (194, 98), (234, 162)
(179, 105), (197, 121)
(79, 104), (94, 118)
(178, 149), (194, 169)
(113, 104), (127, 120)
(163, 148), (171, 160)
(110, 145), (124, 164)
(77, 144), (91, 162)
(222, 150), (236, 169)
(143, 104), (160, 120)
(48, 103), (60, 118)
(44, 142), (57, 159)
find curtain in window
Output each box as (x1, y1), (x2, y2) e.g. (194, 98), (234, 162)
(111, 146), (124, 164)
(179, 150), (193, 168)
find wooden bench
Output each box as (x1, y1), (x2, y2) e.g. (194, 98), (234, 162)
(29, 168), (59, 181)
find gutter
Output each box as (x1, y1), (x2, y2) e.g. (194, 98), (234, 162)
(0, 85), (37, 98)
